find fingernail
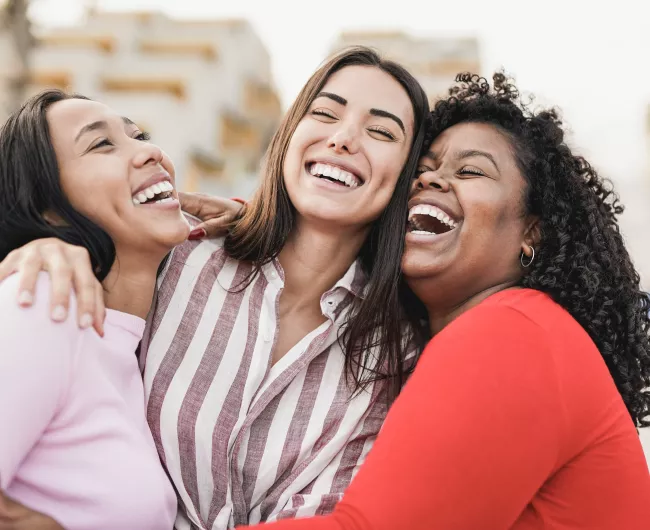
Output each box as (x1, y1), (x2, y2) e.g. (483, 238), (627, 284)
(52, 305), (67, 322)
(17, 291), (33, 306)
(79, 313), (93, 329)
(188, 228), (206, 241)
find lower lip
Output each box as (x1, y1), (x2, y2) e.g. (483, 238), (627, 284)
(134, 198), (181, 210)
(405, 225), (460, 243)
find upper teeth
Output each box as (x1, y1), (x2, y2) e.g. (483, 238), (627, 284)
(408, 204), (458, 229)
(132, 181), (174, 205)
(309, 163), (359, 188)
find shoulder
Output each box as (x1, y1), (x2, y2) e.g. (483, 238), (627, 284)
(0, 273), (87, 394)
(0, 272), (84, 346)
(453, 288), (577, 338)
(424, 289), (558, 374)
(442, 289), (554, 338)
(158, 236), (229, 286)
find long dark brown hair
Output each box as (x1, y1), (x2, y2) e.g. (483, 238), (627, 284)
(0, 90), (116, 281)
(225, 46), (430, 398)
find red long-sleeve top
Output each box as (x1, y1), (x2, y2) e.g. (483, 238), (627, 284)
(243, 289), (650, 530)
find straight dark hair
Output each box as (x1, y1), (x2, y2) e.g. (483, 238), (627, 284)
(0, 89), (115, 280)
(225, 46), (431, 399)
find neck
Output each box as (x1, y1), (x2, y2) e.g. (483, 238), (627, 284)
(101, 250), (163, 320)
(278, 219), (367, 311)
(426, 281), (518, 335)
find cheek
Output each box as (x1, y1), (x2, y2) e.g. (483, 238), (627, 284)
(371, 143), (409, 190)
(462, 193), (526, 253)
(282, 128), (308, 184)
(161, 152), (176, 180)
(59, 166), (128, 229)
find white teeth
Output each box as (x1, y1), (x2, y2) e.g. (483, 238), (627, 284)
(132, 180), (175, 205)
(408, 204), (458, 230)
(309, 163), (360, 188)
(411, 230), (433, 235)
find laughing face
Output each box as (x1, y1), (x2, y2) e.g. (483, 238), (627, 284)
(283, 65), (415, 230)
(46, 98), (190, 258)
(402, 122), (536, 309)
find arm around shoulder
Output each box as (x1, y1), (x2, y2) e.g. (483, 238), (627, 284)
(0, 273), (84, 488)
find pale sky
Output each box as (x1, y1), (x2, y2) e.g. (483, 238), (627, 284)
(30, 0), (650, 185)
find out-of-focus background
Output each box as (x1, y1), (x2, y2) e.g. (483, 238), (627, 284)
(1, 0), (649, 458)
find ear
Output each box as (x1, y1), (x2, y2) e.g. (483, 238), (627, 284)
(521, 215), (541, 257)
(42, 210), (67, 227)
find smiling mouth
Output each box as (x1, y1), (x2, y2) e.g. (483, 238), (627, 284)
(407, 204), (459, 235)
(307, 162), (362, 188)
(132, 181), (175, 205)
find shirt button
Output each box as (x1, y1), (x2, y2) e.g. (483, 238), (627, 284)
(264, 328), (273, 342)
(270, 271), (277, 280)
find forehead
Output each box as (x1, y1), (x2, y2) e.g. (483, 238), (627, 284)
(47, 98), (125, 138)
(321, 65), (414, 129)
(428, 122), (513, 157)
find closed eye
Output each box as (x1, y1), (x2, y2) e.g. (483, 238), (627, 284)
(414, 165), (433, 177)
(368, 126), (396, 141)
(458, 166), (485, 177)
(90, 138), (113, 150)
(311, 109), (337, 120)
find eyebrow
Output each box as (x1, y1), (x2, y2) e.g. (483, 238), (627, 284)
(314, 92), (406, 134)
(74, 116), (137, 143)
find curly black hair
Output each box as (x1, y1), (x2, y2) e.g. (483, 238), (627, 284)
(424, 72), (650, 428)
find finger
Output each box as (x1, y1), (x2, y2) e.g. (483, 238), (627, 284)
(196, 217), (232, 239)
(0, 250), (19, 283)
(94, 281), (106, 337)
(0, 489), (8, 514)
(178, 192), (206, 218)
(67, 248), (98, 330)
(15, 248), (47, 308)
(43, 250), (73, 322)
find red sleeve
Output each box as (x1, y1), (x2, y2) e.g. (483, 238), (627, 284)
(241, 302), (569, 530)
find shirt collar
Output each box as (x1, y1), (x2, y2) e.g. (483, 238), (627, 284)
(263, 257), (367, 300)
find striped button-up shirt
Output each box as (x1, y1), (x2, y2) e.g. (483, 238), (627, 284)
(140, 237), (390, 530)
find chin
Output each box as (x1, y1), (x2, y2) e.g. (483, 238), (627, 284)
(295, 201), (357, 225)
(401, 255), (440, 281)
(148, 221), (191, 250)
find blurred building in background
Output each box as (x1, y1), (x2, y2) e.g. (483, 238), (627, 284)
(331, 31), (480, 103)
(0, 8), (282, 196)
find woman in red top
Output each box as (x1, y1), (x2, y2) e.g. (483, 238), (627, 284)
(238, 74), (650, 528)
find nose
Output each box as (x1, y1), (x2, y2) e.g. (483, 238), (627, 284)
(132, 140), (163, 169)
(327, 121), (360, 155)
(413, 169), (450, 192)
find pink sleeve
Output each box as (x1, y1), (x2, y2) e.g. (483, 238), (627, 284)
(0, 273), (79, 488)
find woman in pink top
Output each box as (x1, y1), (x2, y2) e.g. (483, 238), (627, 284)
(0, 90), (189, 528)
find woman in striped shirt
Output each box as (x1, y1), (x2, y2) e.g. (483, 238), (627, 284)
(0, 47), (431, 529)
(235, 74), (650, 529)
